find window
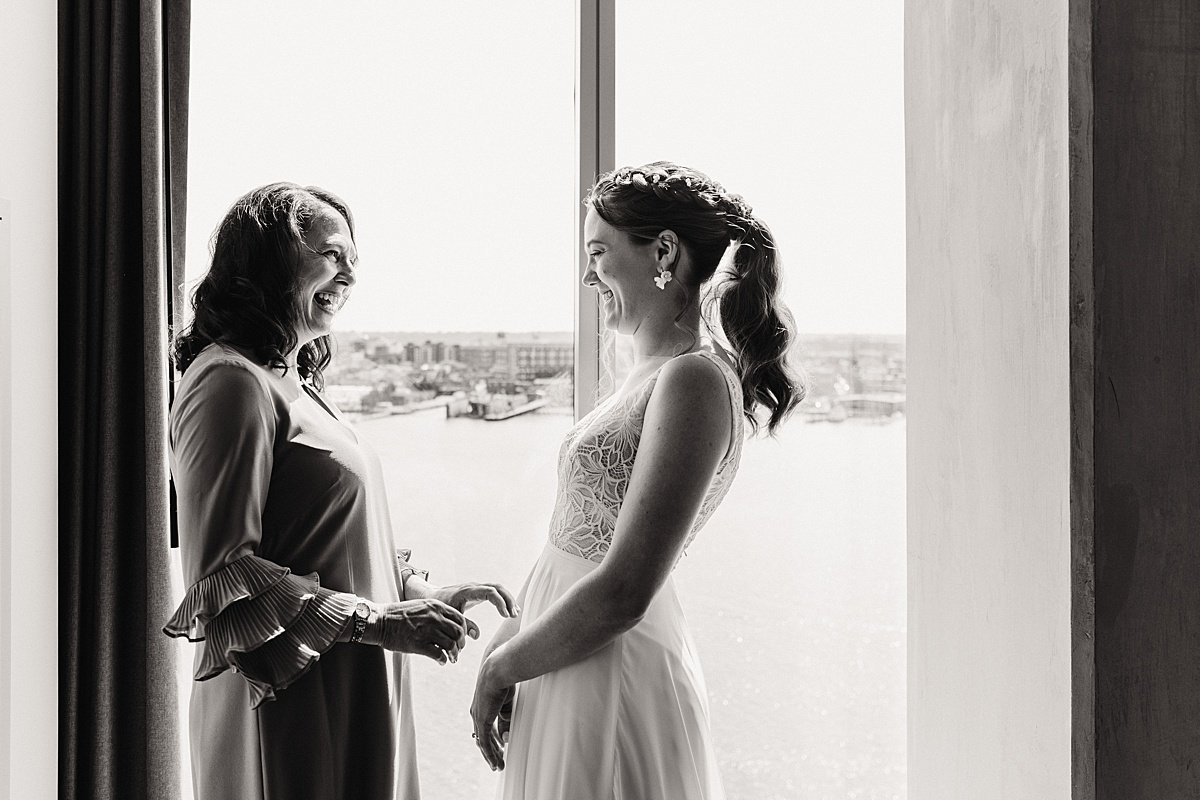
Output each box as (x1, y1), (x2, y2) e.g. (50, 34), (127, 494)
(180, 3), (904, 798)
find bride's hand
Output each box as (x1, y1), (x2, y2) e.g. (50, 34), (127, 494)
(471, 656), (512, 771)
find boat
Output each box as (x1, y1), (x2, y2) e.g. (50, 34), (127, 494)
(483, 397), (549, 421)
(447, 381), (547, 420)
(799, 393), (904, 423)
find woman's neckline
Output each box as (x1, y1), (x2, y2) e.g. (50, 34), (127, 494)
(612, 345), (716, 401)
(206, 342), (350, 425)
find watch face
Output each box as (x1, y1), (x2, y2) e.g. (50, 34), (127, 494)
(355, 601), (371, 620)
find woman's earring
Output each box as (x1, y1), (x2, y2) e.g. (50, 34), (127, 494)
(654, 268), (673, 290)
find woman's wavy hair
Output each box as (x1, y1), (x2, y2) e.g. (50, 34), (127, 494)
(171, 182), (354, 389)
(586, 161), (804, 434)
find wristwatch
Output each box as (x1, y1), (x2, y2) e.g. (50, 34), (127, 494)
(349, 600), (374, 644)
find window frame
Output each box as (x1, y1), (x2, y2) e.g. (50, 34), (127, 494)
(573, 0), (615, 419)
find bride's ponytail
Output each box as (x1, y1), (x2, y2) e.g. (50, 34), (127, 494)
(717, 211), (803, 434)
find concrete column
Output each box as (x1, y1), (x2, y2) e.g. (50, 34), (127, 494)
(905, 2), (1073, 797)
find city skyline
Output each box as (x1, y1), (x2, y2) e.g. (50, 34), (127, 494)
(323, 328), (905, 419)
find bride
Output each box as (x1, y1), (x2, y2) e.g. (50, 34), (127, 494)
(470, 161), (802, 799)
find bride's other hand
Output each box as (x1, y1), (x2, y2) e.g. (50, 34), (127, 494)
(471, 657), (513, 771)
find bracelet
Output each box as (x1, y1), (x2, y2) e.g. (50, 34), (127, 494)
(396, 548), (430, 600)
(399, 567), (430, 599)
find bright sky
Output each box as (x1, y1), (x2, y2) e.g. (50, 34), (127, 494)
(186, 1), (904, 334)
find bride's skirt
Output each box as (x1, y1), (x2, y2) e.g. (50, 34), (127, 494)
(500, 543), (725, 800)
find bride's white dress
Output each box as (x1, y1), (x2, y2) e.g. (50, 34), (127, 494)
(500, 350), (744, 800)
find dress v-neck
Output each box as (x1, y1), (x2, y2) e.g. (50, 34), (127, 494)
(302, 382), (360, 443)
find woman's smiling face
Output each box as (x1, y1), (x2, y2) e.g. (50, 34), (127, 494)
(292, 206), (357, 346)
(582, 207), (660, 334)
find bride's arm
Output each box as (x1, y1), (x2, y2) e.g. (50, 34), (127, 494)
(471, 355), (732, 765)
(481, 568), (533, 659)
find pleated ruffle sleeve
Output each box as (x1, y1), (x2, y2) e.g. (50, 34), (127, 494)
(164, 554), (358, 707)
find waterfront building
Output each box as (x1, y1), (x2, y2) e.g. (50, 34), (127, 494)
(511, 342), (573, 380)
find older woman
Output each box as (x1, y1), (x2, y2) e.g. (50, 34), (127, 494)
(471, 162), (803, 799)
(164, 183), (516, 800)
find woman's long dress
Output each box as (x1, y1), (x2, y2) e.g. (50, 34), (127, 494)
(500, 350), (744, 800)
(163, 344), (424, 800)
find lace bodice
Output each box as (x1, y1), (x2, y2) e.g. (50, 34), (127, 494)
(548, 350), (745, 563)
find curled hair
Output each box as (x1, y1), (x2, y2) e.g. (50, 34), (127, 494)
(586, 161), (804, 434)
(171, 182), (355, 389)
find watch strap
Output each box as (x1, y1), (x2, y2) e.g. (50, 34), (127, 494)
(349, 600), (371, 644)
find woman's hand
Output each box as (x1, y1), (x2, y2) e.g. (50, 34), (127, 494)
(470, 656), (514, 771)
(360, 599), (472, 664)
(433, 581), (520, 622)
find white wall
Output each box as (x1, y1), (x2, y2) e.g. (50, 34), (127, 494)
(905, 1), (1072, 798)
(0, 0), (59, 796)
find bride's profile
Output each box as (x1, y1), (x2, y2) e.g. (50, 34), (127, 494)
(470, 161), (803, 799)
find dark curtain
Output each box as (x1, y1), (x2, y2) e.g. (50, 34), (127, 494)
(59, 1), (190, 798)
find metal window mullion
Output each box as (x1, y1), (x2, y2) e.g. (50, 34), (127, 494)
(574, 0), (615, 420)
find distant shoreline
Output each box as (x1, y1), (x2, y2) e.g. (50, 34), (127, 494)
(335, 330), (906, 340)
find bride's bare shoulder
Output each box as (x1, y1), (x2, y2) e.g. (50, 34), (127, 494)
(651, 353), (731, 422)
